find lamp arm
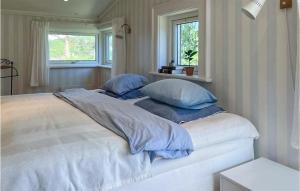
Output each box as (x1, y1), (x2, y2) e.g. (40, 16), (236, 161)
(285, 9), (295, 90)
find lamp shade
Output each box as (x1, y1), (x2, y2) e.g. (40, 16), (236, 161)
(242, 0), (266, 19)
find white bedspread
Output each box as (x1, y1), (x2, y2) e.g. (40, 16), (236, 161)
(183, 113), (259, 150)
(2, 94), (151, 191)
(1, 93), (259, 191)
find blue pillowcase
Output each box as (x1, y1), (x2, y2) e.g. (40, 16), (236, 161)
(103, 74), (148, 95)
(102, 89), (145, 100)
(140, 79), (217, 109)
(135, 98), (224, 124)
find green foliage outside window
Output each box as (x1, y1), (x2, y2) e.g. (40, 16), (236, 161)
(49, 34), (96, 61)
(178, 21), (199, 66)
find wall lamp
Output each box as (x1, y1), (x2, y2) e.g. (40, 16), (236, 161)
(242, 0), (292, 20)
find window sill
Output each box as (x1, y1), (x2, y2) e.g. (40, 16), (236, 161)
(49, 64), (101, 69)
(48, 64), (112, 69)
(149, 72), (212, 83)
(97, 64), (112, 69)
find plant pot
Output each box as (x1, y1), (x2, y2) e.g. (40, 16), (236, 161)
(184, 67), (194, 76)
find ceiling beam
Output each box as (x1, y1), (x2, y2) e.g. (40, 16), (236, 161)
(97, 0), (120, 22)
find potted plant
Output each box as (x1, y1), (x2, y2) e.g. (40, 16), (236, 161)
(183, 50), (197, 76)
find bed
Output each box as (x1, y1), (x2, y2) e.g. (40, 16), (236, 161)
(1, 91), (259, 191)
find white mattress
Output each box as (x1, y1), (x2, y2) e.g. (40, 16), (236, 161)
(115, 138), (254, 191)
(151, 138), (253, 175)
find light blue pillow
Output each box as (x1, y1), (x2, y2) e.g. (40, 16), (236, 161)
(135, 98), (224, 124)
(140, 79), (217, 109)
(103, 74), (148, 95)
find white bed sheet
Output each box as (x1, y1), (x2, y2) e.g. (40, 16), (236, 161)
(2, 93), (151, 191)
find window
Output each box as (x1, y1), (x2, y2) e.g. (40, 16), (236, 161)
(48, 33), (98, 64)
(103, 32), (113, 65)
(153, 1), (212, 82)
(172, 17), (199, 66)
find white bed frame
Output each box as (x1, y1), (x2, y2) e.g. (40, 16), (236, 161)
(114, 139), (254, 191)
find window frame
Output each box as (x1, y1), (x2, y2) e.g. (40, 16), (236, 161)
(102, 31), (113, 65)
(152, 0), (212, 82)
(171, 16), (199, 67)
(48, 32), (99, 66)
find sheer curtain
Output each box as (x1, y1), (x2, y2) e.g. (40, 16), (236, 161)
(111, 17), (127, 78)
(30, 20), (50, 87)
(291, 1), (300, 149)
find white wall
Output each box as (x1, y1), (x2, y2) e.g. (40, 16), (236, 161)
(211, 0), (298, 170)
(99, 0), (299, 169)
(0, 13), (108, 95)
(100, 0), (171, 75)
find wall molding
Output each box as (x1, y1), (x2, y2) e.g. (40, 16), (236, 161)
(1, 9), (97, 23)
(97, 0), (120, 22)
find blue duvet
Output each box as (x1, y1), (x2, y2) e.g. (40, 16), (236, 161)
(54, 89), (193, 161)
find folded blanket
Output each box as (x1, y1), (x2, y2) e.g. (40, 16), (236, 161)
(135, 98), (224, 124)
(102, 89), (145, 100)
(55, 89), (193, 160)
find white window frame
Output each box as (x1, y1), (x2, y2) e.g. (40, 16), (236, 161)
(171, 15), (199, 66)
(102, 31), (113, 65)
(152, 0), (212, 82)
(48, 32), (99, 66)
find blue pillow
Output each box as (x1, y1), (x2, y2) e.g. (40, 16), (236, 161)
(135, 98), (224, 124)
(103, 74), (148, 95)
(140, 79), (217, 109)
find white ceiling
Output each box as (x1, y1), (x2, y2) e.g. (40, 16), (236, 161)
(1, 0), (113, 20)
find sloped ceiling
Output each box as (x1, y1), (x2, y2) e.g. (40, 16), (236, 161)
(1, 0), (114, 20)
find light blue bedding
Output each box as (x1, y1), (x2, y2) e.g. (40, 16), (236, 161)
(102, 89), (145, 100)
(55, 89), (193, 160)
(103, 74), (148, 95)
(135, 98), (224, 124)
(141, 79), (217, 109)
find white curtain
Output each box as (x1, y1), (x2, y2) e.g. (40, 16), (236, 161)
(291, 1), (300, 149)
(111, 17), (127, 78)
(30, 20), (50, 87)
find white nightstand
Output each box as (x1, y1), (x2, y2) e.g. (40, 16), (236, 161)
(220, 158), (300, 191)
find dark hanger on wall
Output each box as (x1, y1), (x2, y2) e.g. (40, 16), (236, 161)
(1, 59), (19, 95)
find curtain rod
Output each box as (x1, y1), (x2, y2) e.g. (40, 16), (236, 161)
(32, 16), (97, 24)
(2, 9), (97, 24)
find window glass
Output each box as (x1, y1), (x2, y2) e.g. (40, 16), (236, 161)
(48, 34), (96, 61)
(104, 33), (113, 64)
(174, 20), (199, 66)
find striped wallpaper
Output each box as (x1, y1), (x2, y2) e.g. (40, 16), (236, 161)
(0, 13), (108, 95)
(100, 0), (299, 169)
(100, 0), (171, 75)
